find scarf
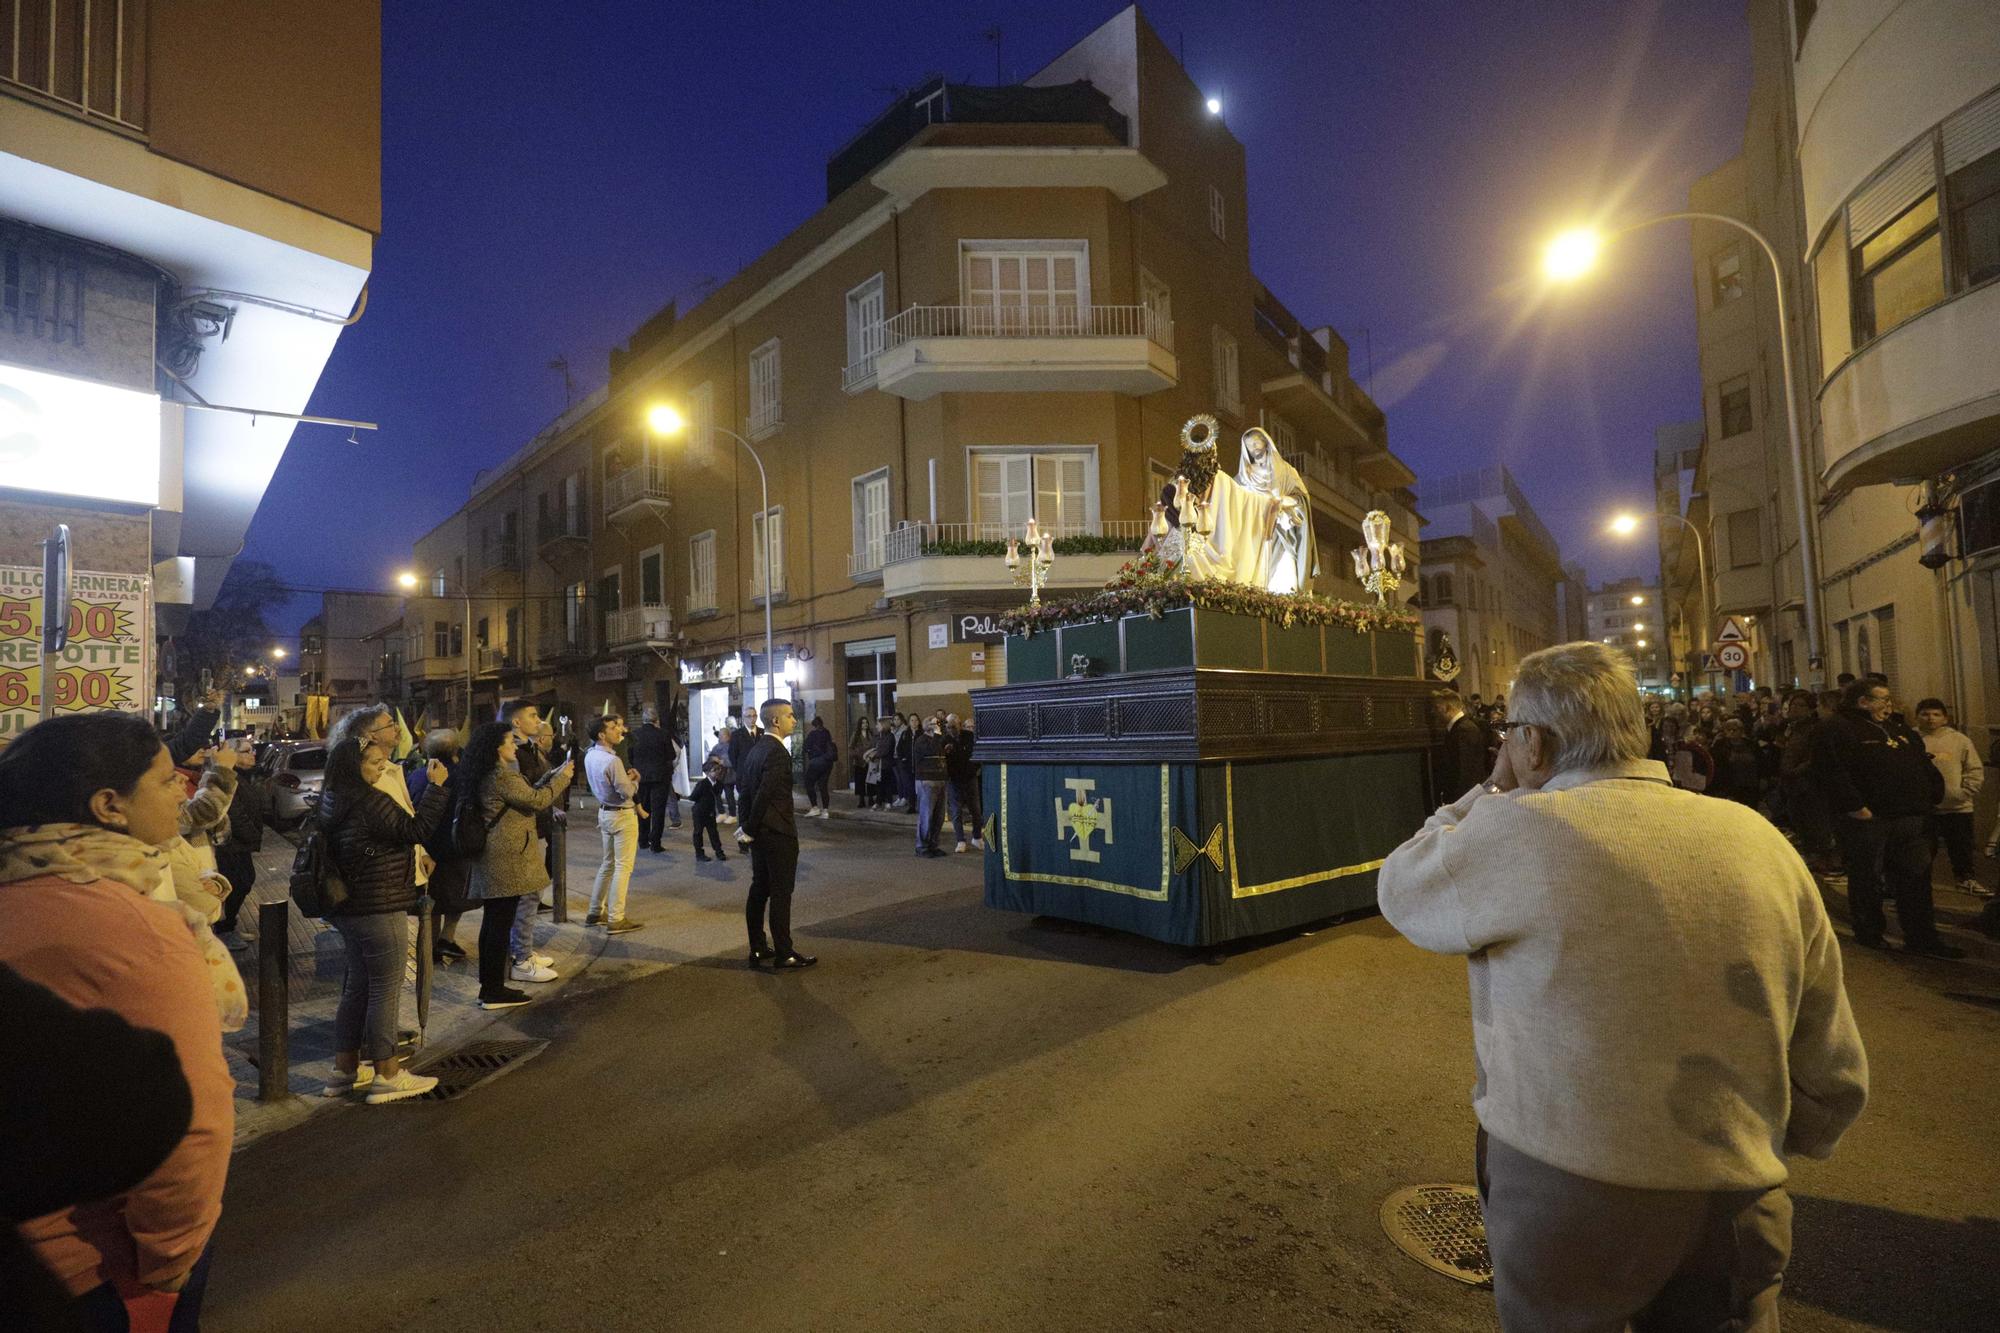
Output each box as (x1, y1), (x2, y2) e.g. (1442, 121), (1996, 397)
(0, 823), (248, 1032)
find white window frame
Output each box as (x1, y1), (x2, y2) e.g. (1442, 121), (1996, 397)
(689, 380), (715, 467)
(844, 273), (886, 390)
(751, 506), (787, 597)
(638, 543), (665, 606)
(1209, 185), (1226, 240)
(688, 530), (717, 613)
(958, 239), (1091, 334)
(1211, 324), (1242, 415)
(967, 446), (1101, 539)
(851, 468), (891, 575)
(1139, 266), (1171, 347)
(748, 340), (782, 439)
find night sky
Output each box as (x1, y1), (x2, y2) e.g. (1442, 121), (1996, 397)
(248, 0), (1753, 638)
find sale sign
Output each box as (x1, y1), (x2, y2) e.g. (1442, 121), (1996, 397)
(0, 565), (152, 739)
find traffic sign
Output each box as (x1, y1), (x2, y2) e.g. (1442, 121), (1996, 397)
(1716, 616), (1750, 643)
(1716, 642), (1749, 670)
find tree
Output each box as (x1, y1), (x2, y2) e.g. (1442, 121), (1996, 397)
(167, 560), (291, 705)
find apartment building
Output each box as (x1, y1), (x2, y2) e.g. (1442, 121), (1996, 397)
(1685, 0), (1999, 731)
(296, 590), (402, 717)
(1653, 420), (1711, 691)
(390, 6), (1418, 779)
(0, 1), (378, 711)
(1416, 467), (1568, 701)
(1587, 576), (1670, 689)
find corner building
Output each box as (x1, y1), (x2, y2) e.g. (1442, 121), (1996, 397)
(398, 6), (1418, 783)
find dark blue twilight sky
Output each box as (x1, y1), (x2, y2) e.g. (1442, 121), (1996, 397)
(248, 0), (1752, 637)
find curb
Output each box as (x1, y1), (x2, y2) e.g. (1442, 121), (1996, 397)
(1814, 871), (2000, 965)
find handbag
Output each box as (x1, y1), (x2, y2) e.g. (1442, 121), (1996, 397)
(288, 809), (350, 918)
(449, 791), (505, 860)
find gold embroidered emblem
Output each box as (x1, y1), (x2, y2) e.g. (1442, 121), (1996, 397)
(1055, 778), (1115, 863)
(1171, 824), (1226, 874)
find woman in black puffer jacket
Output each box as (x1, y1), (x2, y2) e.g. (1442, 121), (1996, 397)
(319, 736), (451, 1104)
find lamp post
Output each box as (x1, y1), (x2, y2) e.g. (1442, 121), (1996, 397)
(399, 570), (474, 727)
(1545, 216), (1824, 679)
(1611, 510), (1708, 692)
(646, 404), (779, 717)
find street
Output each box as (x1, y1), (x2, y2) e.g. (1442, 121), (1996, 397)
(205, 817), (1999, 1332)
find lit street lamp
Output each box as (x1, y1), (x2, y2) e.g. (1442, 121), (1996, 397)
(271, 646), (287, 660)
(399, 568), (475, 726)
(1609, 510), (1709, 691)
(1546, 217), (1823, 678)
(646, 402), (781, 715)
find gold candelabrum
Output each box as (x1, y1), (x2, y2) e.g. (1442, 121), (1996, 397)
(1349, 509), (1407, 608)
(1005, 517), (1057, 607)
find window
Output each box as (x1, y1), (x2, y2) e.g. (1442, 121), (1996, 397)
(597, 568), (622, 615)
(640, 546), (664, 605)
(1209, 184), (1226, 240)
(1876, 605), (1898, 683)
(562, 581), (588, 643)
(1268, 413), (1297, 455)
(504, 608), (520, 657)
(971, 449), (1096, 537)
(844, 638), (898, 723)
(852, 469), (890, 574)
(1433, 572), (1454, 604)
(690, 380), (715, 467)
(1140, 268), (1171, 345)
(433, 620), (451, 659)
(748, 340), (782, 438)
(689, 531), (716, 612)
(1727, 508), (1762, 568)
(1947, 144), (2000, 292)
(845, 273), (885, 387)
(1211, 325), (1241, 414)
(1709, 248), (1744, 306)
(1853, 192), (1943, 341)
(1813, 235), (1852, 373)
(751, 508), (786, 596)
(961, 242), (1086, 334)
(1718, 375), (1754, 437)
(475, 617), (490, 649)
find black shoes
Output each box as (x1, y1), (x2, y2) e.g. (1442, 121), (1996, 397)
(1906, 939), (1968, 960)
(431, 939), (467, 964)
(770, 952), (818, 970)
(1850, 934), (1890, 951)
(696, 853), (711, 863)
(747, 948), (777, 969)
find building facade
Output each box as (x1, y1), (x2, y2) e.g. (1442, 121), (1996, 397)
(1417, 467), (1567, 701)
(387, 7), (1419, 782)
(297, 591), (404, 719)
(0, 1), (378, 728)
(1686, 0), (1999, 731)
(1587, 576), (1670, 689)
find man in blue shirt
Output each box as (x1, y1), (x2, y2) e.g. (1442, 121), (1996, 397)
(581, 714), (644, 933)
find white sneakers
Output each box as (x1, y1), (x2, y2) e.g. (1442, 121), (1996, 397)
(954, 841), (969, 854)
(818, 808), (831, 819)
(719, 813), (737, 825)
(510, 960), (558, 984)
(325, 1065), (376, 1097)
(364, 1068), (439, 1105)
(971, 838), (985, 850)
(804, 807), (831, 819)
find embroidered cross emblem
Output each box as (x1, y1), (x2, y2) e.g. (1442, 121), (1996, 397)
(1055, 778), (1115, 863)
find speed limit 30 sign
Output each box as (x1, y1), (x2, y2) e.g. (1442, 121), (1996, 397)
(1716, 642), (1750, 671)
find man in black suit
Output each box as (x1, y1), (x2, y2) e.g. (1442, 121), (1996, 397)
(1430, 687), (1490, 805)
(629, 705), (679, 852)
(736, 698), (814, 970)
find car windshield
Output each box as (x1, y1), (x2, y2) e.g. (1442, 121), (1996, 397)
(285, 747), (327, 773)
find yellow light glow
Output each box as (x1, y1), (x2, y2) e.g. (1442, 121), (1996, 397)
(1205, 96), (1222, 115)
(1608, 513), (1641, 537)
(1630, 595), (1644, 606)
(1543, 228), (1603, 281)
(1636, 639), (1649, 648)
(647, 404), (686, 436)
(271, 647), (286, 659)
(396, 571), (419, 590)
(1634, 623), (1646, 632)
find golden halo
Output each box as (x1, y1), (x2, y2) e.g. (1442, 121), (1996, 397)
(1180, 414), (1219, 452)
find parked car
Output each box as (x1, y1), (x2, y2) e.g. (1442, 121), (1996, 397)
(258, 740), (327, 827)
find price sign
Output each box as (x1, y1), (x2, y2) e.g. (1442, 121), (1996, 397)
(0, 566), (151, 739)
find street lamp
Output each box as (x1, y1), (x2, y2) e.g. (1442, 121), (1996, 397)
(271, 646), (287, 660)
(1610, 509), (1709, 692)
(1629, 595), (1644, 606)
(646, 402), (779, 716)
(1544, 216), (1823, 676)
(398, 568), (475, 727)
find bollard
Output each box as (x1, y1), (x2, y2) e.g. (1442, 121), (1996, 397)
(256, 898), (290, 1103)
(550, 783), (570, 923)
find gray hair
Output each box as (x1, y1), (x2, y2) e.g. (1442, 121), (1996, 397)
(328, 703), (392, 749)
(1509, 641), (1650, 774)
(421, 726), (461, 760)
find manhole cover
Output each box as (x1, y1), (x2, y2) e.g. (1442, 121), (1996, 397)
(1380, 1184), (1491, 1286)
(407, 1038), (548, 1103)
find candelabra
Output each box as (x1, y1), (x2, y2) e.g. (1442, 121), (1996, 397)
(1005, 516), (1056, 608)
(1349, 509), (1407, 608)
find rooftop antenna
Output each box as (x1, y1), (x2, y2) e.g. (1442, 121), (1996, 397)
(981, 26), (1002, 84)
(548, 355), (574, 411)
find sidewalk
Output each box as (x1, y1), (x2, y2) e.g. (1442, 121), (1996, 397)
(1814, 861), (2000, 965)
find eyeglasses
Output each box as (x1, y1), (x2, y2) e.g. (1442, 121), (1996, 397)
(1491, 718), (1537, 740)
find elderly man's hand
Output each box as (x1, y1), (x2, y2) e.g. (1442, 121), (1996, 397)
(1488, 744), (1519, 793)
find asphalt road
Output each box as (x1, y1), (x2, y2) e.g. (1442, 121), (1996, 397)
(205, 819), (2000, 1331)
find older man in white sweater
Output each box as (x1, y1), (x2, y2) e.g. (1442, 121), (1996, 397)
(1379, 641), (1867, 1333)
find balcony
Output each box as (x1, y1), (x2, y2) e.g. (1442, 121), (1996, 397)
(1292, 450), (1420, 546)
(1, 0), (148, 133)
(537, 620), (594, 663)
(604, 604), (674, 650)
(407, 654), (461, 683)
(855, 304), (1177, 400)
(847, 538), (887, 580)
(478, 537), (521, 582)
(604, 463), (671, 522)
(474, 646), (519, 676)
(536, 509), (589, 556)
(879, 520), (1148, 600)
(684, 593), (720, 622)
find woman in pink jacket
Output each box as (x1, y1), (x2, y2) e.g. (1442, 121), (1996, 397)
(0, 712), (237, 1331)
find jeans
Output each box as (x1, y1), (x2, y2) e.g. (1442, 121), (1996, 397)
(639, 778), (679, 847)
(804, 763), (833, 811)
(213, 844), (256, 933)
(1934, 810), (1976, 880)
(591, 806), (639, 922)
(915, 780), (946, 851)
(75, 1245), (214, 1332)
(331, 913), (406, 1064)
(479, 894), (523, 997)
(1835, 813), (1940, 945)
(692, 808), (725, 857)
(510, 883), (540, 963)
(747, 834), (799, 955)
(1477, 1129), (1788, 1332)
(947, 779), (982, 843)
(717, 781), (737, 817)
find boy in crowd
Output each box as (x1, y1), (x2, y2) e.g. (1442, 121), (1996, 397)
(689, 759), (730, 864)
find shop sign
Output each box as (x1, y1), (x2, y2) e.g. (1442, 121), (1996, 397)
(593, 660), (628, 682)
(0, 565), (152, 738)
(678, 661), (706, 685)
(952, 612), (1008, 644)
(0, 362), (161, 506)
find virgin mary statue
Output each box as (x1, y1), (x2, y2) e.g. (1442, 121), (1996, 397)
(1169, 420), (1317, 594)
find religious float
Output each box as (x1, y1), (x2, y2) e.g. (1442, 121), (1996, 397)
(972, 414), (1435, 947)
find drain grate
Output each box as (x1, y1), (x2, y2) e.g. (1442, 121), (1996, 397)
(1380, 1184), (1492, 1286)
(408, 1038), (549, 1103)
